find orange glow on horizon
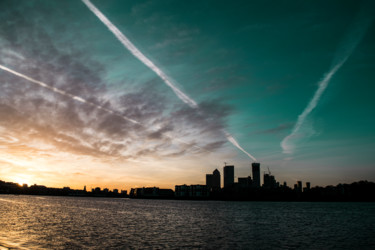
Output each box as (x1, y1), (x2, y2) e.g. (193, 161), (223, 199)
(12, 175), (33, 186)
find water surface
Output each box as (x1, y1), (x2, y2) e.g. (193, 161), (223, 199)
(0, 195), (374, 249)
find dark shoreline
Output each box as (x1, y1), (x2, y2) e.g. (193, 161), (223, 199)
(1, 179), (374, 202)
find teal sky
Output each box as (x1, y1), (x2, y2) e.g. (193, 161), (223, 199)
(0, 0), (374, 189)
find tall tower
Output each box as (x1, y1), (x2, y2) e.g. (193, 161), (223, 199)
(223, 165), (234, 188)
(212, 169), (221, 190)
(252, 162), (260, 188)
(206, 174), (213, 190)
(297, 181), (302, 192)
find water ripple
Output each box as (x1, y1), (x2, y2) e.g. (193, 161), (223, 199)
(0, 195), (374, 249)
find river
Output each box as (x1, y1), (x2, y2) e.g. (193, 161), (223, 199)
(0, 195), (374, 249)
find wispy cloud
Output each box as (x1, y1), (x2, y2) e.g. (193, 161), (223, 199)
(281, 6), (373, 154)
(0, 35), (229, 163)
(257, 122), (293, 135)
(0, 15), (228, 162)
(82, 0), (257, 161)
(0, 62), (222, 158)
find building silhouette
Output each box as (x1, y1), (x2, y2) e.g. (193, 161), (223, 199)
(213, 169), (221, 189)
(303, 182), (311, 192)
(175, 184), (190, 197)
(297, 181), (302, 193)
(131, 187), (174, 198)
(223, 165), (234, 188)
(263, 169), (277, 188)
(238, 176), (252, 188)
(252, 163), (261, 188)
(206, 174), (213, 190)
(190, 185), (209, 197)
(207, 169), (221, 191)
(175, 184), (209, 198)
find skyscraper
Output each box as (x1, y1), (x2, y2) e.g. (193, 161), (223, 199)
(206, 169), (221, 191)
(297, 181), (302, 193)
(252, 162), (260, 188)
(206, 174), (213, 190)
(223, 165), (234, 188)
(212, 169), (221, 190)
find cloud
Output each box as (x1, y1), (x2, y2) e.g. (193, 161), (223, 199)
(256, 123), (294, 135)
(147, 124), (174, 140)
(171, 101), (232, 139)
(0, 1), (241, 172)
(203, 140), (227, 151)
(81, 0), (259, 161)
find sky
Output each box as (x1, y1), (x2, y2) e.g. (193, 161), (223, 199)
(0, 0), (374, 190)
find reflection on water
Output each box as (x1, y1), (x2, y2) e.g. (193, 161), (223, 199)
(0, 195), (374, 249)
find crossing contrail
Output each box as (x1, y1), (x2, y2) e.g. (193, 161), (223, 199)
(281, 7), (373, 154)
(81, 0), (197, 109)
(81, 0), (257, 161)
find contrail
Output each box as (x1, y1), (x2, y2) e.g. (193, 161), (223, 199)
(82, 0), (257, 160)
(0, 64), (213, 153)
(224, 131), (257, 161)
(281, 7), (373, 154)
(280, 60), (346, 154)
(81, 0), (197, 109)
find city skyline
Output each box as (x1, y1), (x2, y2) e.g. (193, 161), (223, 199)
(1, 0), (375, 190)
(0, 161), (325, 194)
(1, 162), (306, 191)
